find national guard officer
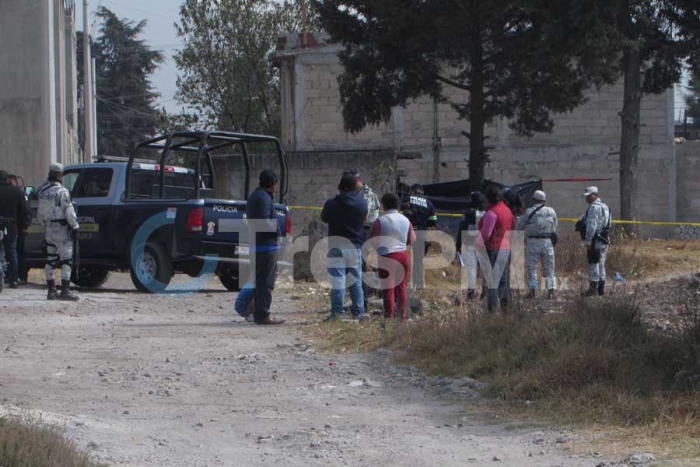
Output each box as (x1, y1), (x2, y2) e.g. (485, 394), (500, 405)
(577, 187), (612, 296)
(37, 163), (80, 301)
(344, 168), (380, 227)
(517, 190), (558, 299)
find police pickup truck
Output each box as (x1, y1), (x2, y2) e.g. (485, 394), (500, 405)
(25, 131), (291, 292)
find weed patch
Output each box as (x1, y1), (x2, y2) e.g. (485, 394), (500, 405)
(0, 415), (105, 467)
(393, 296), (700, 425)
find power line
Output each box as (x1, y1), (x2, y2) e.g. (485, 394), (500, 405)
(101, 0), (179, 21)
(97, 96), (162, 119)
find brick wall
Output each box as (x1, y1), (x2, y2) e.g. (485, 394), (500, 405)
(398, 144), (676, 223)
(272, 34), (679, 234)
(280, 45), (671, 152)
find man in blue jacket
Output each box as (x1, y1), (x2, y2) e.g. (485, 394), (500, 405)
(246, 170), (284, 325)
(321, 173), (369, 322)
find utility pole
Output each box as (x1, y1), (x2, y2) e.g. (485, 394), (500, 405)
(83, 0), (94, 162)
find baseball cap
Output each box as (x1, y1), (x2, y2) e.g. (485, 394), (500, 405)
(49, 163), (64, 173)
(533, 190), (546, 201)
(583, 186), (598, 197)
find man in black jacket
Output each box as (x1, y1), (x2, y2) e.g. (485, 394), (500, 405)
(246, 170), (285, 325)
(9, 174), (31, 284)
(321, 173), (369, 322)
(403, 184), (437, 290)
(0, 170), (27, 288)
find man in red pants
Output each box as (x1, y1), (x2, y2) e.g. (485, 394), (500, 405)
(369, 193), (416, 322)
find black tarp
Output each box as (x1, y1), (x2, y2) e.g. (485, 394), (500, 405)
(405, 178), (543, 213)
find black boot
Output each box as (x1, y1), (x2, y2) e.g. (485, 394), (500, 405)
(526, 289), (536, 299)
(585, 281), (598, 297)
(597, 281), (605, 296)
(548, 289), (556, 300)
(466, 289), (476, 299)
(59, 280), (79, 301)
(47, 280), (59, 300)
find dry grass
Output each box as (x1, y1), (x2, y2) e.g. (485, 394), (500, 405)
(0, 415), (105, 467)
(310, 320), (395, 354)
(555, 232), (666, 279)
(401, 297), (700, 423)
(303, 234), (700, 461)
(309, 294), (700, 428)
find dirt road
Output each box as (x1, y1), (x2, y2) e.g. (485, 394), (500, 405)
(0, 274), (605, 466)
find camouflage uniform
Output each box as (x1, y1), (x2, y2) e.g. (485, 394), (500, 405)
(518, 202), (558, 292)
(37, 180), (79, 285)
(358, 184), (380, 225)
(581, 199), (611, 283)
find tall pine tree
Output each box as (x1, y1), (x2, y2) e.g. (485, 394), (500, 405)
(558, 0), (700, 225)
(93, 7), (165, 157)
(313, 0), (618, 188)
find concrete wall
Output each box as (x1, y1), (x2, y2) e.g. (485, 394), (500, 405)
(0, 0), (79, 187)
(676, 141), (700, 222)
(399, 144), (676, 222)
(273, 32), (676, 224)
(213, 150), (396, 233)
(276, 38), (671, 151)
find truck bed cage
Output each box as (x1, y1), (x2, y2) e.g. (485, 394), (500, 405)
(126, 131), (288, 203)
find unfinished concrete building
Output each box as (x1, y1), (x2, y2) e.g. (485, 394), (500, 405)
(0, 0), (81, 187)
(272, 32), (680, 224)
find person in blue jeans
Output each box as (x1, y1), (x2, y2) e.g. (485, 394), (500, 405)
(234, 282), (255, 319)
(321, 173), (369, 323)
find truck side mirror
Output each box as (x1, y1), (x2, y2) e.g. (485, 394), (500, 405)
(24, 186), (35, 198)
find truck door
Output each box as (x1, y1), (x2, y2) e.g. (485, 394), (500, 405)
(71, 167), (115, 257)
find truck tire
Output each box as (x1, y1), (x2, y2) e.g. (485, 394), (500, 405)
(130, 242), (172, 293)
(218, 265), (247, 292)
(71, 268), (110, 289)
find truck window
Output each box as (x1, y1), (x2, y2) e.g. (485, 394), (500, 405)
(129, 170), (200, 199)
(74, 168), (113, 198)
(62, 171), (80, 194)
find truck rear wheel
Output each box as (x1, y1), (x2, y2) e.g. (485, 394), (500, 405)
(218, 265), (248, 292)
(71, 268), (110, 289)
(130, 242), (172, 293)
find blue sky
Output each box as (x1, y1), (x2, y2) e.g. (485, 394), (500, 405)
(76, 0), (691, 121)
(77, 0), (183, 113)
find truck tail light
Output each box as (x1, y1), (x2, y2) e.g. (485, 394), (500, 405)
(285, 214), (292, 236)
(186, 208), (204, 232)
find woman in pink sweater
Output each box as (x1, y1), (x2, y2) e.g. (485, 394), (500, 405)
(369, 193), (416, 322)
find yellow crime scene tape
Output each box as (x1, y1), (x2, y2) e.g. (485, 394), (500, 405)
(287, 205), (700, 228)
